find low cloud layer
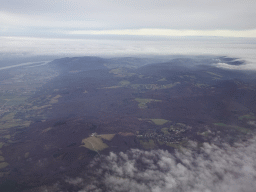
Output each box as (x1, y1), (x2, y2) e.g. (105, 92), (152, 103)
(66, 135), (256, 192)
(1, 36), (256, 70)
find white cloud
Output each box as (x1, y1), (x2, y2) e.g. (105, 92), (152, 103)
(68, 29), (256, 38)
(73, 135), (256, 192)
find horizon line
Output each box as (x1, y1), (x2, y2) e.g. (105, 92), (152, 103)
(66, 28), (256, 38)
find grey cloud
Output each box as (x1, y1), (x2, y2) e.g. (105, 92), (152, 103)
(1, 0), (256, 30)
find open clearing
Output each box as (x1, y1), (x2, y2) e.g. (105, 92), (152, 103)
(161, 127), (170, 135)
(135, 98), (162, 109)
(140, 139), (155, 149)
(0, 162), (8, 169)
(151, 119), (169, 125)
(81, 134), (115, 151)
(214, 123), (250, 133)
(0, 113), (31, 130)
(49, 95), (62, 104)
(239, 113), (255, 120)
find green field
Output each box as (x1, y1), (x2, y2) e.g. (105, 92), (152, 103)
(140, 139), (155, 149)
(131, 82), (180, 90)
(81, 134), (115, 151)
(100, 134), (115, 140)
(0, 162), (8, 169)
(206, 71), (222, 78)
(161, 127), (170, 135)
(151, 119), (169, 125)
(49, 95), (62, 104)
(102, 80), (180, 91)
(158, 78), (167, 82)
(238, 113), (255, 120)
(135, 98), (162, 109)
(214, 123), (250, 133)
(119, 80), (130, 86)
(0, 113), (31, 130)
(197, 131), (210, 137)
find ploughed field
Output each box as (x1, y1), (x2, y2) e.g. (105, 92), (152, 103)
(0, 56), (256, 191)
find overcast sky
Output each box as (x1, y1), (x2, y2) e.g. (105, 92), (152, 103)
(1, 0), (256, 38)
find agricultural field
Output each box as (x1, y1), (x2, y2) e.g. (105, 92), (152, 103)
(135, 98), (162, 109)
(151, 119), (169, 125)
(81, 134), (116, 151)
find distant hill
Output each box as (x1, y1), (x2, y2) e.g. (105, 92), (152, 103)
(50, 56), (107, 73)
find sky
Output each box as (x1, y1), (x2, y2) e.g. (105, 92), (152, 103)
(1, 0), (256, 38)
(0, 0), (256, 66)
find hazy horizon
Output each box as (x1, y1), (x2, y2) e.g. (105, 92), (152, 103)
(1, 36), (256, 71)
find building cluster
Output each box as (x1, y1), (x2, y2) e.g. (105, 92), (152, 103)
(137, 125), (190, 144)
